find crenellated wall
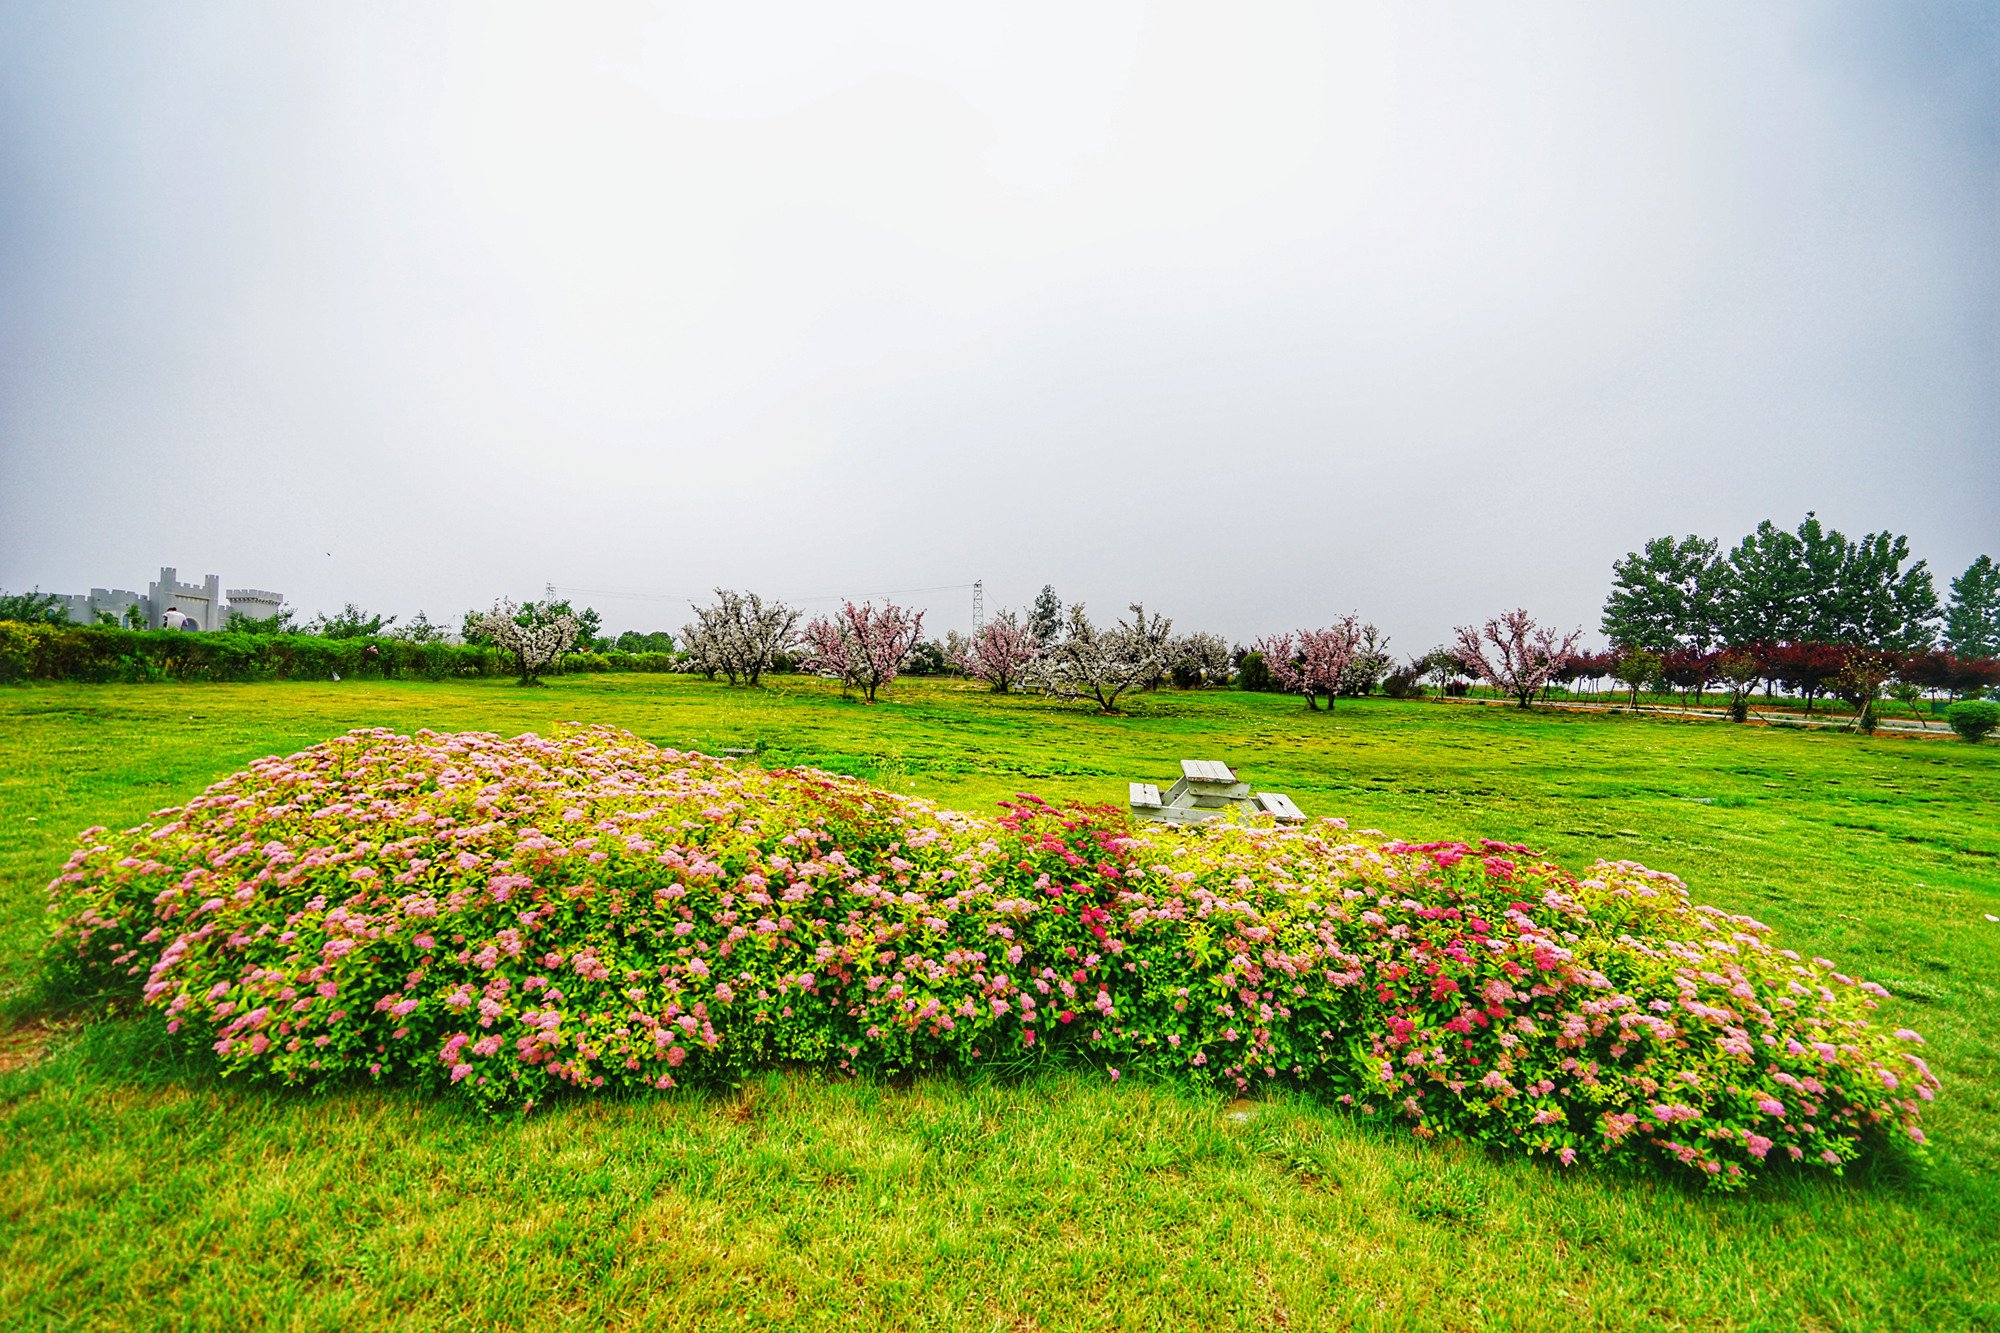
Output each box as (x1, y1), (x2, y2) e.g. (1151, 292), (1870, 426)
(49, 567), (286, 630)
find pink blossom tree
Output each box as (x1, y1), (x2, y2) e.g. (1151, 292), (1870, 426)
(799, 600), (926, 703)
(1452, 609), (1584, 708)
(1255, 615), (1363, 710)
(953, 610), (1040, 692)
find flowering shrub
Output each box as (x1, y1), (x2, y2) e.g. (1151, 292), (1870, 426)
(46, 726), (1936, 1189)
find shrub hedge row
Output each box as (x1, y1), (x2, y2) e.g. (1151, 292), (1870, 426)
(0, 622), (675, 684)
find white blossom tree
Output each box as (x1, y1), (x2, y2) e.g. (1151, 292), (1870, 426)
(1452, 609), (1584, 708)
(953, 610), (1040, 692)
(472, 599), (580, 685)
(1168, 631), (1233, 688)
(1026, 603), (1172, 714)
(798, 600), (925, 703)
(1336, 623), (1394, 697)
(678, 589), (800, 686)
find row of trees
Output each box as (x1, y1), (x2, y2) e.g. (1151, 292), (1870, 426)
(673, 584), (1423, 715)
(1602, 516), (1998, 656)
(675, 586), (1187, 713)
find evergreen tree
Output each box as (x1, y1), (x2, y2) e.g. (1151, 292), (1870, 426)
(1028, 584), (1064, 647)
(1945, 555), (2000, 657)
(1718, 520), (1810, 645)
(1600, 535), (1724, 650)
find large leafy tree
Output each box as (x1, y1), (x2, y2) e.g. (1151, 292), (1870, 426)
(1601, 535), (1724, 651)
(1794, 514), (1853, 643)
(1828, 531), (1938, 650)
(0, 589), (70, 625)
(1944, 555), (2000, 658)
(1718, 521), (1810, 645)
(1714, 514), (1937, 651)
(307, 603), (397, 638)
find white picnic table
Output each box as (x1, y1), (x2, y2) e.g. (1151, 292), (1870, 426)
(1127, 759), (1305, 826)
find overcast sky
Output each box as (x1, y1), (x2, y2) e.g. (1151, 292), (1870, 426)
(2, 1), (1994, 649)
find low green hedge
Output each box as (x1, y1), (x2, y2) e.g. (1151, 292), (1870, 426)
(0, 622), (678, 684)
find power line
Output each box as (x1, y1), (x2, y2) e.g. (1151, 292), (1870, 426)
(547, 580), (980, 607)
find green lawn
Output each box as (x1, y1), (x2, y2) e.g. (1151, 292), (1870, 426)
(2, 676), (1996, 1332)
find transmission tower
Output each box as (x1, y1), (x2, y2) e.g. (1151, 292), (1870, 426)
(972, 579), (984, 630)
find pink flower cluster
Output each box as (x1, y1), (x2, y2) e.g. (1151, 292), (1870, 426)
(45, 725), (1937, 1189)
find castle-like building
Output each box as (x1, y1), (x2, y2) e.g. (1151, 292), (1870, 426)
(58, 567), (285, 631)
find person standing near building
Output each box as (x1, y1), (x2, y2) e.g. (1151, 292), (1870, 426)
(162, 605), (190, 630)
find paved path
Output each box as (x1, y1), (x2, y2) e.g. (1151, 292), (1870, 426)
(1441, 694), (1950, 737)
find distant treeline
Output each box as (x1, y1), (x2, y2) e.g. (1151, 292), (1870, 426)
(0, 623), (676, 685)
(1601, 515), (1997, 657)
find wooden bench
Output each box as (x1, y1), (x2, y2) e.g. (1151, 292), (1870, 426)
(1128, 782), (1163, 810)
(1255, 792), (1305, 823)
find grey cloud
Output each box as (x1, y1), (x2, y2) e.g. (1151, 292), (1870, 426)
(2, 1), (1992, 653)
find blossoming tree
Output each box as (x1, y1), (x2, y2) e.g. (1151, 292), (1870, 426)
(953, 610), (1040, 692)
(1168, 631), (1233, 688)
(1255, 615), (1363, 710)
(471, 599), (580, 685)
(1336, 623), (1394, 697)
(1026, 603), (1172, 713)
(678, 589), (800, 686)
(799, 600), (925, 702)
(1453, 609), (1584, 708)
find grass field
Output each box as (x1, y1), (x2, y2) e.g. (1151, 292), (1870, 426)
(2, 675), (1996, 1331)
